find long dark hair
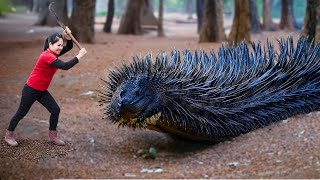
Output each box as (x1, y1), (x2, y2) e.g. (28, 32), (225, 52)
(43, 33), (63, 51)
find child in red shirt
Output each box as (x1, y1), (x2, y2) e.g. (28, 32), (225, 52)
(4, 27), (87, 146)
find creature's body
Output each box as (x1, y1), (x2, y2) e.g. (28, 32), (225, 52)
(99, 37), (320, 142)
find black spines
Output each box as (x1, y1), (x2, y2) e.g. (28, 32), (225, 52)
(100, 36), (320, 140)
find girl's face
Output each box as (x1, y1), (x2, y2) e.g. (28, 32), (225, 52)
(49, 38), (63, 55)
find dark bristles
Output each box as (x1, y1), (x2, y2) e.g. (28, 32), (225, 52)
(99, 36), (320, 142)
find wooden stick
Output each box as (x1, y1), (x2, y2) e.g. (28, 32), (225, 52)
(48, 2), (82, 50)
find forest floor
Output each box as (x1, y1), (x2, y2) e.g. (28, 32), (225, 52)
(0, 12), (319, 179)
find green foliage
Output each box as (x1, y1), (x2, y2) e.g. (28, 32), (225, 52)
(223, 0), (234, 13)
(98, 0), (306, 20)
(293, 0), (306, 20)
(96, 0), (122, 18)
(268, 0), (306, 19)
(153, 0), (186, 13)
(13, 5), (29, 13)
(148, 147), (157, 159)
(0, 0), (13, 13)
(256, 0), (263, 18)
(271, 0), (281, 18)
(96, 11), (106, 17)
(232, 0), (305, 20)
(96, 10), (121, 18)
(113, 8), (120, 17)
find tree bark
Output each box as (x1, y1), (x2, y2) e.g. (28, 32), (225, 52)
(317, 5), (320, 44)
(141, 0), (158, 26)
(70, 0), (96, 43)
(279, 0), (296, 31)
(249, 0), (261, 33)
(103, 0), (114, 33)
(302, 0), (320, 43)
(34, 0), (68, 27)
(196, 0), (204, 34)
(118, 0), (143, 35)
(199, 0), (225, 42)
(25, 0), (33, 12)
(228, 0), (251, 44)
(262, 0), (278, 31)
(157, 0), (164, 37)
(32, 0), (40, 12)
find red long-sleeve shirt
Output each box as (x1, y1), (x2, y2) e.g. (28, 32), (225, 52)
(27, 49), (59, 91)
(26, 40), (77, 91)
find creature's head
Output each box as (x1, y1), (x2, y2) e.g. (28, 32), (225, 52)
(109, 74), (162, 127)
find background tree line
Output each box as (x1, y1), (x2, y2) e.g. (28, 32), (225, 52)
(5, 0), (320, 45)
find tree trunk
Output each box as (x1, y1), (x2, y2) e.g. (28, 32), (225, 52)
(316, 5), (320, 44)
(157, 0), (164, 37)
(228, 0), (251, 44)
(25, 0), (33, 12)
(262, 0), (278, 31)
(103, 0), (114, 33)
(249, 0), (261, 33)
(34, 0), (68, 27)
(199, 0), (225, 42)
(32, 0), (40, 12)
(141, 0), (158, 27)
(196, 0), (204, 34)
(314, 5), (320, 43)
(70, 0), (96, 43)
(118, 0), (143, 35)
(279, 0), (296, 31)
(302, 0), (320, 43)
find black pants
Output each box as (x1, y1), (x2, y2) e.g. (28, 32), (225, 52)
(7, 84), (60, 131)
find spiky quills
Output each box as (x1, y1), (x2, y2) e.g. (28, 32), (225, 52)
(99, 37), (320, 141)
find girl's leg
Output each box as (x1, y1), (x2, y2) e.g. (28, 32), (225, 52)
(38, 91), (60, 131)
(7, 85), (38, 131)
(39, 91), (64, 146)
(5, 85), (39, 146)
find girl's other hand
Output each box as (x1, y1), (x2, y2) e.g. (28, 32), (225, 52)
(76, 48), (87, 60)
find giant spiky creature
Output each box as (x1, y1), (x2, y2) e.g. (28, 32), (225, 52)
(99, 37), (320, 142)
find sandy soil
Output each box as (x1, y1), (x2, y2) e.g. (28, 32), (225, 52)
(0, 13), (319, 179)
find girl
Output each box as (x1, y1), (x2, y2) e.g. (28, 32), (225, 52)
(4, 27), (87, 146)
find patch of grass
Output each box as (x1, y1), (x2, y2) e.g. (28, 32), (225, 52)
(96, 11), (106, 17)
(11, 5), (28, 13)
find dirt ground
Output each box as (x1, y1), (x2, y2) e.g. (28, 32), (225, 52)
(0, 13), (319, 179)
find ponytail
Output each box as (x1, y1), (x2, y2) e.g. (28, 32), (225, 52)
(43, 37), (49, 51)
(43, 33), (63, 51)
